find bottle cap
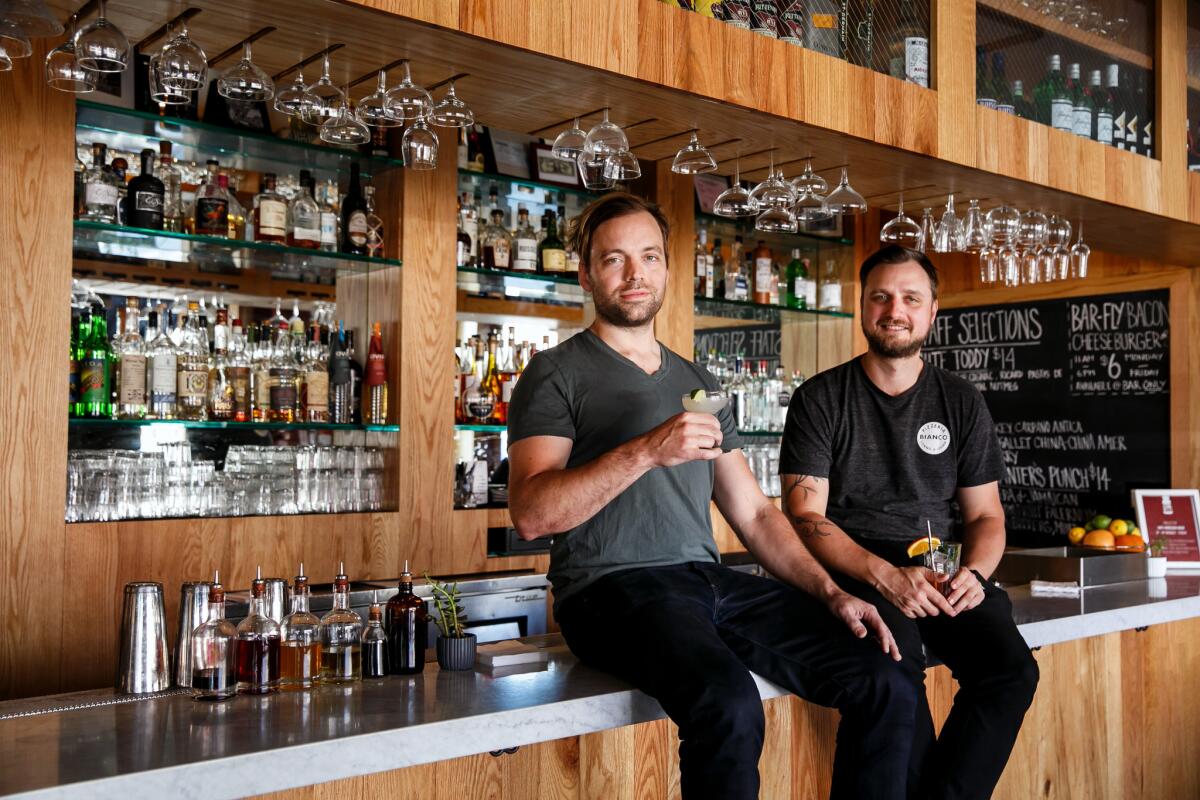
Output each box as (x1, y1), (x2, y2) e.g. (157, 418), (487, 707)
(250, 565), (265, 597)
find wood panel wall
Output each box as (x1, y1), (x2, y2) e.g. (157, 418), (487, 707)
(253, 615), (1200, 800)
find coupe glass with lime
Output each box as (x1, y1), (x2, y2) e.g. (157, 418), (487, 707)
(682, 389), (728, 415)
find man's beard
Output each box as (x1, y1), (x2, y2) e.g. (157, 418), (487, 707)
(592, 284), (663, 328)
(864, 319), (928, 359)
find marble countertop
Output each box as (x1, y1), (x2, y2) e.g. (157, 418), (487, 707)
(3, 571), (1199, 799)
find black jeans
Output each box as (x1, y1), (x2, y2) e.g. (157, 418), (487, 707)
(557, 562), (920, 800)
(840, 541), (1041, 800)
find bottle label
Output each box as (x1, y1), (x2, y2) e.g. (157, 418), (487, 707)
(85, 183), (118, 207)
(330, 355), (352, 386)
(320, 212), (338, 246)
(134, 191), (163, 213)
(778, 1), (803, 43)
(996, 103), (1015, 115)
(259, 200), (287, 236)
(502, 376), (517, 403)
(514, 238), (538, 269)
(195, 197), (229, 234)
(725, 0), (752, 28)
(749, 1), (779, 37)
(148, 353), (177, 402)
(492, 239), (511, 268)
(755, 257), (772, 293)
(1126, 116), (1139, 153)
(1051, 99), (1074, 131)
(270, 382), (297, 412)
(793, 278), (809, 308)
(118, 355), (147, 404)
(819, 283), (842, 310)
(901, 37), (928, 87)
(977, 96), (996, 109)
(348, 212), (369, 246)
(177, 368), (207, 399)
(255, 368), (273, 408)
(696, 253), (707, 277)
(463, 219), (479, 256)
(80, 357), (109, 402)
(230, 367), (251, 413)
(366, 352), (387, 386)
(1073, 106), (1093, 138)
(305, 371), (329, 412)
(543, 248), (567, 273)
(1097, 111), (1114, 145)
(1143, 120), (1152, 151)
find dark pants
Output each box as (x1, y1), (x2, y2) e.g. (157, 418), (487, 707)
(557, 561), (921, 800)
(841, 541), (1041, 800)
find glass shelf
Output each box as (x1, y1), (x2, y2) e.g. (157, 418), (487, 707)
(74, 220), (402, 278)
(737, 429), (784, 437)
(457, 266), (587, 307)
(696, 212), (853, 247)
(695, 296), (853, 324)
(455, 423), (506, 433)
(76, 100), (404, 177)
(70, 418), (399, 433)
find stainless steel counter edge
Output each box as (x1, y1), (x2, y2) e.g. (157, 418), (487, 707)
(3, 572), (1199, 800)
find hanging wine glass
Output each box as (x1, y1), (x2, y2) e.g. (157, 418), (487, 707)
(756, 204), (798, 233)
(794, 188), (831, 222)
(932, 193), (962, 253)
(384, 61), (432, 122)
(552, 117), (587, 161)
(357, 70), (401, 127)
(1046, 214), (1072, 281)
(880, 195), (922, 248)
(576, 150), (616, 191)
(985, 204), (1021, 246)
(0, 19), (32, 59)
(713, 157), (758, 217)
(74, 0), (128, 72)
(148, 52), (189, 105)
(274, 67), (314, 117)
(158, 23), (207, 91)
(825, 168), (867, 215)
(218, 42), (274, 102)
(0, 46), (11, 73)
(45, 16), (96, 94)
(979, 242), (998, 285)
(960, 199), (989, 253)
(604, 149), (641, 181)
(401, 114), (439, 170)
(791, 159), (829, 196)
(671, 132), (717, 175)
(1018, 209), (1048, 250)
(429, 80), (474, 128)
(301, 53), (346, 126)
(1069, 220), (1090, 279)
(917, 208), (935, 253)
(1000, 244), (1021, 287)
(320, 92), (370, 145)
(582, 108), (628, 161)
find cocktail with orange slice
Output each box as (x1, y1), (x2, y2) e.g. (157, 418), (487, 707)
(908, 534), (961, 597)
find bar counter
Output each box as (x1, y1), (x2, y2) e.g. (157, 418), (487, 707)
(3, 572), (1199, 800)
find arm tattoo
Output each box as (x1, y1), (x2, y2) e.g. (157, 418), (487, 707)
(791, 517), (837, 539)
(782, 475), (834, 538)
(784, 474), (825, 504)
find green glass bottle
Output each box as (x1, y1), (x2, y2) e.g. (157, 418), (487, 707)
(1033, 53), (1066, 127)
(784, 249), (813, 310)
(78, 302), (113, 418)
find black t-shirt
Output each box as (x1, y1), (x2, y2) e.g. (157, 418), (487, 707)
(779, 356), (1004, 543)
(507, 329), (742, 612)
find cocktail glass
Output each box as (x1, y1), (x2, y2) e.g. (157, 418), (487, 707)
(924, 541), (962, 596)
(682, 390), (728, 415)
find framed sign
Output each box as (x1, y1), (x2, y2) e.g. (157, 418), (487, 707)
(531, 144), (580, 188)
(1133, 489), (1200, 568)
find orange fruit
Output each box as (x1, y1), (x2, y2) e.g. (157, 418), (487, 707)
(1082, 530), (1116, 550)
(906, 536), (941, 558)
(1068, 526), (1086, 545)
(1114, 534), (1145, 552)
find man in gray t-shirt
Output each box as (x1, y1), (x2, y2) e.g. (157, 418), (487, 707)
(507, 192), (917, 800)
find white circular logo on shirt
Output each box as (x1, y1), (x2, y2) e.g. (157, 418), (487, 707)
(917, 421), (951, 455)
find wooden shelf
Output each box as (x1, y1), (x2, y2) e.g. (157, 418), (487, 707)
(978, 0), (1153, 69)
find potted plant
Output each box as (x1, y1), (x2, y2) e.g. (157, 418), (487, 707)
(1147, 537), (1168, 578)
(426, 573), (476, 670)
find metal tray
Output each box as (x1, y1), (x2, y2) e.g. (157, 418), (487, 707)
(994, 547), (1149, 588)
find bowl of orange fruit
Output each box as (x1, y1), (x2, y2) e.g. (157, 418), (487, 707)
(1068, 515), (1144, 553)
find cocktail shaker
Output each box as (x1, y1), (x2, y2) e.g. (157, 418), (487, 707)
(174, 581), (214, 687)
(262, 577), (288, 623)
(116, 582), (170, 694)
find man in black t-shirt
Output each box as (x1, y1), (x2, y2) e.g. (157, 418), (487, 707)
(780, 245), (1039, 800)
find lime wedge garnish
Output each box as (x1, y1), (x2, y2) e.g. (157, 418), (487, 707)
(690, 389), (707, 400)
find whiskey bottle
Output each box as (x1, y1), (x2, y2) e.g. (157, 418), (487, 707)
(252, 321), (274, 422)
(114, 298), (147, 420)
(511, 206), (538, 272)
(126, 149), (165, 230)
(694, 227), (712, 298)
(194, 160), (229, 237)
(301, 324), (329, 423)
(361, 594), (388, 679)
(228, 319), (251, 423)
(207, 308), (234, 421)
(81, 142), (120, 223)
(385, 561), (429, 675)
(287, 172), (320, 249)
(109, 157), (129, 226)
(538, 210), (567, 273)
(236, 567), (281, 695)
(280, 566), (321, 691)
(319, 564), (363, 683)
(157, 141), (184, 232)
(481, 209), (513, 270)
(219, 174), (245, 239)
(175, 300), (209, 421)
(340, 163), (369, 256)
(254, 172), (289, 244)
(365, 322), (387, 425)
(317, 179), (340, 253)
(145, 305), (178, 420)
(268, 322), (298, 423)
(191, 570), (237, 701)
(752, 240), (773, 305)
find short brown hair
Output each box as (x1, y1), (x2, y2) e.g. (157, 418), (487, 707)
(859, 244), (939, 300)
(565, 192), (670, 270)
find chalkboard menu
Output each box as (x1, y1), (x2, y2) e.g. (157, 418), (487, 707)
(695, 323), (781, 366)
(922, 289), (1171, 546)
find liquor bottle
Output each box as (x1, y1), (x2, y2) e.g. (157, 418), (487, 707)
(174, 301), (209, 421)
(1089, 70), (1112, 145)
(300, 324), (329, 423)
(82, 143), (120, 223)
(975, 47), (995, 109)
(360, 321), (388, 425)
(318, 179), (340, 252)
(340, 163), (369, 255)
(778, 1), (803, 44)
(498, 327), (520, 410)
(194, 161), (229, 237)
(69, 291), (83, 415)
(268, 322), (297, 423)
(1189, 118), (1200, 171)
(1106, 64), (1124, 150)
(456, 195), (471, 268)
(145, 305), (177, 420)
(329, 322), (353, 424)
(219, 175), (245, 239)
(319, 564), (363, 683)
(228, 319), (251, 423)
(250, 172), (287, 244)
(126, 149), (165, 230)
(110, 157), (129, 225)
(482, 334), (503, 423)
(114, 298), (147, 419)
(191, 570), (237, 701)
(361, 593), (388, 679)
(694, 228), (712, 298)
(886, 0), (928, 87)
(207, 308), (234, 421)
(236, 567), (281, 695)
(749, 0), (779, 38)
(386, 561), (429, 675)
(1033, 54), (1067, 128)
(711, 238), (726, 299)
(752, 240), (773, 305)
(458, 191), (480, 266)
(280, 566), (321, 691)
(251, 321), (272, 422)
(539, 211), (567, 274)
(73, 149), (86, 219)
(818, 259), (843, 311)
(481, 209), (513, 270)
(363, 184), (384, 258)
(992, 53), (1014, 115)
(1012, 80), (1036, 121)
(158, 141), (184, 232)
(1069, 63), (1092, 139)
(785, 249), (814, 309)
(511, 206), (538, 272)
(77, 298), (112, 418)
(1138, 73), (1153, 158)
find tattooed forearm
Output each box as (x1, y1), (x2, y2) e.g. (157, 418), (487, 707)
(784, 474), (825, 504)
(791, 517), (837, 539)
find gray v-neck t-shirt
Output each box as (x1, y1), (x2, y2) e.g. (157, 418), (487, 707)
(507, 329), (742, 612)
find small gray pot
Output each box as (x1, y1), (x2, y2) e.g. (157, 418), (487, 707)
(436, 633), (477, 670)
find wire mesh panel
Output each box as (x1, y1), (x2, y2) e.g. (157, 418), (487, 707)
(975, 0), (1156, 158)
(661, 1), (933, 88)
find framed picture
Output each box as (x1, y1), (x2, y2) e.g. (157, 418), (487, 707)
(693, 174), (727, 215)
(92, 55), (136, 109)
(488, 130), (532, 179)
(531, 144), (580, 188)
(1133, 489), (1200, 567)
